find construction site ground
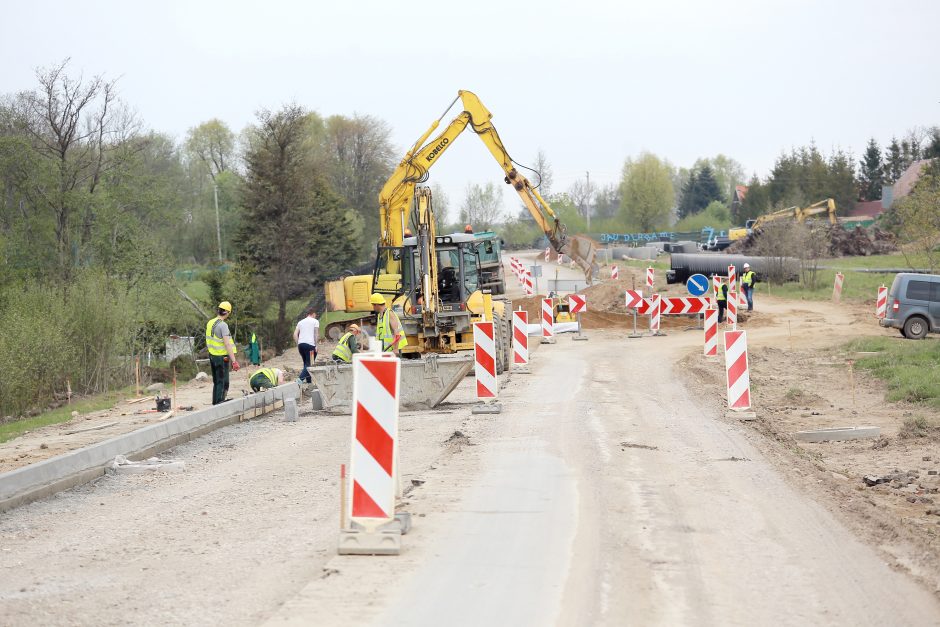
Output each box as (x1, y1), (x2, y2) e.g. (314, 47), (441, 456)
(2, 251), (940, 624)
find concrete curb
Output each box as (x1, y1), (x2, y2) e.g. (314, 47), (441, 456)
(0, 384), (300, 513)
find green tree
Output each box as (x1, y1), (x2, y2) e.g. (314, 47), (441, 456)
(693, 155), (745, 202)
(738, 175), (770, 222)
(893, 170), (940, 271)
(459, 182), (504, 232)
(885, 137), (904, 184)
(185, 119), (235, 181)
(237, 104), (360, 348)
(858, 138), (884, 201)
(678, 165), (722, 218)
(619, 153), (675, 232)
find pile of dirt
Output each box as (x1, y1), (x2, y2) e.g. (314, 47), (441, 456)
(728, 224), (897, 257)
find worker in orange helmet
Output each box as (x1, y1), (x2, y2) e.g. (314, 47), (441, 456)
(464, 224), (474, 234)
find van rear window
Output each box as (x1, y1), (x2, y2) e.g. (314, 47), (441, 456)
(906, 280), (931, 300)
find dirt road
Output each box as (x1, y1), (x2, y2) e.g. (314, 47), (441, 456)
(2, 253), (940, 625)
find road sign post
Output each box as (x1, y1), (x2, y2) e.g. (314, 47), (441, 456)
(569, 294), (587, 341)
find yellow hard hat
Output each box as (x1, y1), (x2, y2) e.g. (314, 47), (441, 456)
(369, 294), (386, 305)
(218, 301), (233, 312)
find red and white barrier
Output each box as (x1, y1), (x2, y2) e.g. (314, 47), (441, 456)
(557, 254), (565, 265)
(512, 310), (529, 367)
(348, 354), (400, 525)
(473, 321), (498, 399)
(611, 265), (619, 280)
(660, 297), (710, 315)
(833, 272), (844, 303)
(724, 330), (751, 410)
(625, 289), (645, 310)
(568, 294), (586, 313)
(541, 297), (555, 341)
(649, 294), (661, 332)
(876, 285), (888, 319)
(727, 291), (737, 328)
(728, 264), (736, 287)
(524, 269), (534, 296)
(646, 266), (655, 290)
(712, 275), (722, 304)
(704, 308), (718, 356)
(739, 280), (747, 309)
(544, 247), (551, 262)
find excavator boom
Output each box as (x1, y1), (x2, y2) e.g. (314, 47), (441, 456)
(378, 90), (597, 280)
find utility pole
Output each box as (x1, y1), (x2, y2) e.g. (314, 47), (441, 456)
(214, 183), (223, 263)
(585, 171), (591, 232)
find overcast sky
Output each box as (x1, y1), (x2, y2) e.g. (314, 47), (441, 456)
(2, 0), (938, 219)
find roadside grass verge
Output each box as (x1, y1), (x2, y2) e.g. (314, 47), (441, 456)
(768, 268), (893, 302)
(844, 337), (940, 408)
(0, 387), (132, 444)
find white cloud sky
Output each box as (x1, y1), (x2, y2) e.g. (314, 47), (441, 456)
(2, 0), (938, 220)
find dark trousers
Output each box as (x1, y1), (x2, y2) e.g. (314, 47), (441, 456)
(743, 285), (754, 311)
(209, 355), (230, 405)
(717, 300), (727, 323)
(298, 343), (316, 383)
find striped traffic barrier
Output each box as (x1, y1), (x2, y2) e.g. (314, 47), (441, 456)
(728, 264), (736, 287)
(512, 309), (530, 372)
(471, 321), (501, 414)
(876, 285), (888, 319)
(338, 353), (402, 555)
(649, 294), (664, 336)
(724, 330), (751, 410)
(727, 290), (737, 329)
(524, 269), (534, 296)
(647, 266), (655, 291)
(541, 297), (555, 343)
(544, 247), (551, 262)
(611, 265), (619, 280)
(704, 308), (718, 356)
(739, 279), (747, 309)
(712, 274), (721, 303)
(557, 253), (565, 266)
(569, 294), (588, 341)
(833, 272), (844, 303)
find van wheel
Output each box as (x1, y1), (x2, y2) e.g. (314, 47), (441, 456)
(904, 316), (928, 340)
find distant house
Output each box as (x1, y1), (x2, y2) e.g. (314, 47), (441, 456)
(883, 159), (931, 208)
(846, 200), (884, 220)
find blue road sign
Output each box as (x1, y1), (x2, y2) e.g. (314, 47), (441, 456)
(687, 273), (709, 296)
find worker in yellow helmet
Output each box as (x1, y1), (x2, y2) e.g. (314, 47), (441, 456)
(331, 324), (363, 363)
(206, 301), (239, 405)
(371, 294), (407, 356)
(249, 367), (284, 392)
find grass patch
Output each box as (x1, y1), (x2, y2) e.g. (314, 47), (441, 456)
(182, 280), (210, 302)
(768, 268), (893, 302)
(0, 387), (131, 444)
(845, 337), (940, 407)
(899, 416), (940, 439)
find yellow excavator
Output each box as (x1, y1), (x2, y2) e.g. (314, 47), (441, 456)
(324, 90), (599, 367)
(728, 198), (837, 240)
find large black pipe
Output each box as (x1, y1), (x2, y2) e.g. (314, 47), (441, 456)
(667, 253), (798, 284)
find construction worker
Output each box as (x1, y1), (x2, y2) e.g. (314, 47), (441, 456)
(464, 224), (473, 234)
(247, 331), (261, 366)
(249, 367), (284, 392)
(716, 280), (729, 323)
(331, 324), (363, 363)
(371, 293), (407, 356)
(206, 301), (240, 405)
(742, 263), (757, 312)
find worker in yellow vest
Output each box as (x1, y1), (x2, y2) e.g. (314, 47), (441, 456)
(205, 301), (240, 405)
(715, 280), (729, 323)
(249, 367), (284, 392)
(371, 294), (407, 356)
(331, 325), (363, 363)
(741, 263), (757, 312)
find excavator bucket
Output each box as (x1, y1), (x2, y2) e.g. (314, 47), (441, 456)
(561, 234), (600, 282)
(309, 353), (474, 413)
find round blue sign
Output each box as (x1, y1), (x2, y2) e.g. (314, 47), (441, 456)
(686, 273), (709, 296)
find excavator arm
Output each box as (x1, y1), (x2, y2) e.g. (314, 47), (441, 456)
(378, 90), (597, 280)
(797, 198), (837, 224)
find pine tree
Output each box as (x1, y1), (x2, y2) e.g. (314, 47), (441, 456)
(677, 171), (698, 219)
(237, 104), (359, 348)
(695, 166), (722, 209)
(858, 138), (884, 201)
(885, 137), (904, 184)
